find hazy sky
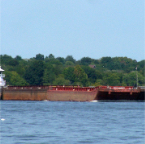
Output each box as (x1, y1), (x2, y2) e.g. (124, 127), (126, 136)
(1, 0), (144, 61)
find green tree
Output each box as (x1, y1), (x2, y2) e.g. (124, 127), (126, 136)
(74, 65), (88, 86)
(48, 54), (55, 59)
(8, 59), (19, 66)
(137, 60), (145, 75)
(103, 72), (121, 86)
(65, 55), (76, 63)
(15, 55), (22, 61)
(63, 67), (75, 84)
(82, 66), (102, 83)
(65, 61), (74, 66)
(100, 57), (112, 65)
(123, 71), (144, 86)
(43, 64), (56, 85)
(80, 57), (92, 65)
(24, 60), (44, 85)
(15, 65), (26, 77)
(53, 77), (70, 85)
(56, 57), (65, 64)
(35, 53), (44, 61)
(1, 54), (13, 65)
(4, 71), (27, 86)
(3, 71), (11, 85)
(95, 79), (103, 86)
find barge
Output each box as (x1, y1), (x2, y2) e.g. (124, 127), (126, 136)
(1, 85), (145, 101)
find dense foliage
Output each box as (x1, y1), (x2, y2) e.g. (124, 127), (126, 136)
(1, 54), (145, 87)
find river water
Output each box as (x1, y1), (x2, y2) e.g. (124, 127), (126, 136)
(0, 101), (144, 144)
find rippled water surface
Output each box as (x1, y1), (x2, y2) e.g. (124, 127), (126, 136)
(0, 101), (144, 144)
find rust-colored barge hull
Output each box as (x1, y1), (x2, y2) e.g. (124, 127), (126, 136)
(1, 86), (145, 101)
(96, 86), (144, 101)
(2, 89), (48, 101)
(47, 90), (97, 101)
(2, 86), (97, 102)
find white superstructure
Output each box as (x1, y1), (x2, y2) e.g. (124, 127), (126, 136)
(0, 66), (6, 87)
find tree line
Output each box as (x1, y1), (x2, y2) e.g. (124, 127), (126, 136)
(1, 54), (145, 87)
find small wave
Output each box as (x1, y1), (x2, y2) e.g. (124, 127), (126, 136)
(90, 100), (98, 102)
(1, 118), (5, 121)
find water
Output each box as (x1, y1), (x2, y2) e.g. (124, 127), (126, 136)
(0, 101), (144, 144)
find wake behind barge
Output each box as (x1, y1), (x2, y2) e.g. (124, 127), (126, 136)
(1, 85), (144, 101)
